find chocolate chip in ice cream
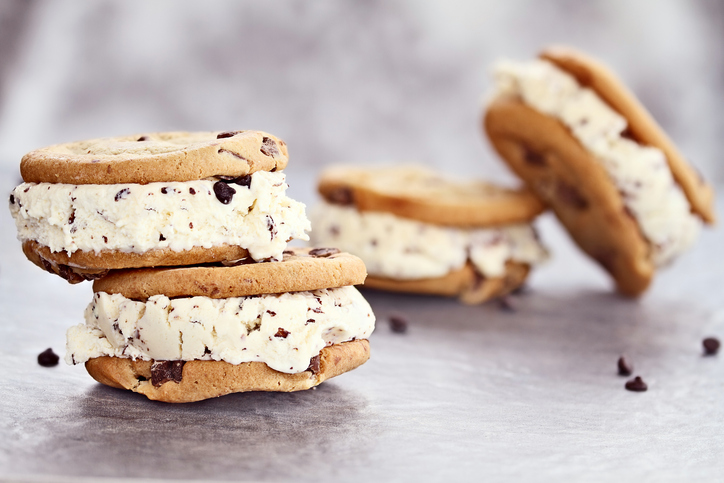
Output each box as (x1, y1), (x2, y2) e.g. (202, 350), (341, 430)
(703, 337), (720, 355)
(114, 188), (130, 202)
(233, 174), (252, 188)
(37, 348), (59, 367)
(309, 247), (340, 258)
(213, 181), (236, 204)
(274, 328), (290, 338)
(624, 376), (647, 392)
(9, 194), (14, 205)
(151, 361), (185, 387)
(260, 136), (279, 157)
(617, 356), (633, 376)
(389, 314), (408, 334)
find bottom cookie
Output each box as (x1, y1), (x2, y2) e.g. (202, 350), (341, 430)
(363, 262), (529, 305)
(85, 339), (370, 403)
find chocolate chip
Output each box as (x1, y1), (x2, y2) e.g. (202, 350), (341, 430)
(103, 236), (108, 243)
(617, 356), (633, 376)
(556, 182), (588, 209)
(389, 314), (408, 334)
(189, 187), (196, 195)
(267, 310), (277, 317)
(233, 174), (252, 188)
(283, 249), (295, 256)
(266, 215), (276, 240)
(159, 234), (166, 241)
(37, 348), (59, 367)
(703, 337), (720, 355)
(137, 136), (148, 141)
(327, 187), (354, 206)
(161, 187), (168, 194)
(114, 188), (130, 201)
(217, 131), (243, 139)
(68, 210), (75, 224)
(189, 222), (193, 229)
(274, 328), (290, 338)
(213, 181), (236, 204)
(620, 127), (636, 141)
(9, 194), (15, 205)
(309, 247), (340, 258)
(260, 136), (279, 157)
(307, 355), (321, 374)
(523, 147), (546, 166)
(625, 376), (647, 392)
(498, 296), (515, 312)
(218, 149), (247, 161)
(151, 361), (185, 387)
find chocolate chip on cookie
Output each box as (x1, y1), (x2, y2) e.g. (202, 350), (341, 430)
(151, 361), (185, 387)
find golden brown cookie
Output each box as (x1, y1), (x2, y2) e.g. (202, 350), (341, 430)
(21, 130), (288, 185)
(364, 261), (529, 305)
(85, 339), (370, 403)
(540, 46), (715, 223)
(485, 97), (653, 296)
(318, 165), (544, 227)
(93, 247), (367, 300)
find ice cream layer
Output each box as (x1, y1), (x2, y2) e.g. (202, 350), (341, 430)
(492, 59), (701, 267)
(66, 286), (375, 374)
(9, 171), (310, 262)
(310, 202), (547, 279)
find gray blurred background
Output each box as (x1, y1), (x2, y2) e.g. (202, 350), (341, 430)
(0, 0), (722, 203)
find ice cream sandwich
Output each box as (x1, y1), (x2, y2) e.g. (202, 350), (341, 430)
(9, 131), (310, 282)
(66, 248), (374, 403)
(484, 47), (715, 296)
(310, 165), (548, 304)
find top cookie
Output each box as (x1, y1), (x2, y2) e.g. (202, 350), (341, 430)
(93, 247), (366, 300)
(20, 130), (288, 185)
(540, 46), (715, 223)
(317, 165), (545, 227)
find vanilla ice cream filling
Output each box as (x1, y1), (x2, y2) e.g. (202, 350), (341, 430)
(66, 286), (375, 374)
(9, 171), (311, 262)
(492, 59), (701, 267)
(310, 202), (547, 280)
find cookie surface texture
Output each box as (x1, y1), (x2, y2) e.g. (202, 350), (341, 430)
(93, 247), (367, 299)
(85, 339), (370, 403)
(318, 165), (544, 227)
(484, 97), (653, 295)
(540, 46), (714, 223)
(21, 130), (288, 184)
(363, 261), (529, 305)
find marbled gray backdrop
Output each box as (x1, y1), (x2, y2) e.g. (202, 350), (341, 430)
(0, 0), (722, 204)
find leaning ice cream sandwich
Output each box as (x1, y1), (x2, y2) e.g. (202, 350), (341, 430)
(66, 248), (374, 403)
(484, 47), (715, 296)
(310, 165), (548, 304)
(9, 131), (310, 282)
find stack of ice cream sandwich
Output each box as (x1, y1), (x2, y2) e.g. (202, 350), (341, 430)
(9, 130), (375, 402)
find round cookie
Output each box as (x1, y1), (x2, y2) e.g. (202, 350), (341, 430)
(318, 165), (545, 227)
(85, 339), (370, 404)
(364, 261), (529, 305)
(484, 47), (714, 296)
(93, 247), (367, 300)
(21, 130), (288, 185)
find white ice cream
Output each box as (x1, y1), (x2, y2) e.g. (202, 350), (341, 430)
(310, 202), (547, 280)
(9, 171), (310, 262)
(492, 59), (701, 266)
(66, 286), (375, 374)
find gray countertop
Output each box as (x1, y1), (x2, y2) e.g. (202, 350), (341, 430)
(1, 170), (722, 482)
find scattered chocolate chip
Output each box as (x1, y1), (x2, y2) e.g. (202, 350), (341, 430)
(114, 188), (130, 202)
(267, 310), (277, 317)
(9, 194), (14, 205)
(620, 127), (636, 141)
(233, 174), (252, 188)
(617, 356), (633, 376)
(213, 181), (236, 204)
(625, 376), (647, 392)
(137, 136), (148, 141)
(307, 355), (321, 374)
(703, 337), (720, 355)
(260, 136), (279, 157)
(498, 296), (515, 312)
(282, 249), (295, 256)
(327, 187), (354, 206)
(274, 328), (290, 338)
(68, 210), (76, 224)
(151, 361), (186, 387)
(103, 236), (108, 243)
(203, 347), (212, 356)
(189, 187), (196, 195)
(161, 187), (168, 194)
(217, 131), (242, 139)
(556, 182), (588, 209)
(136, 375), (147, 382)
(218, 149), (247, 161)
(266, 215), (276, 240)
(159, 234), (166, 241)
(309, 247), (340, 258)
(389, 314), (408, 334)
(523, 147), (546, 166)
(189, 222), (193, 229)
(37, 348), (59, 367)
